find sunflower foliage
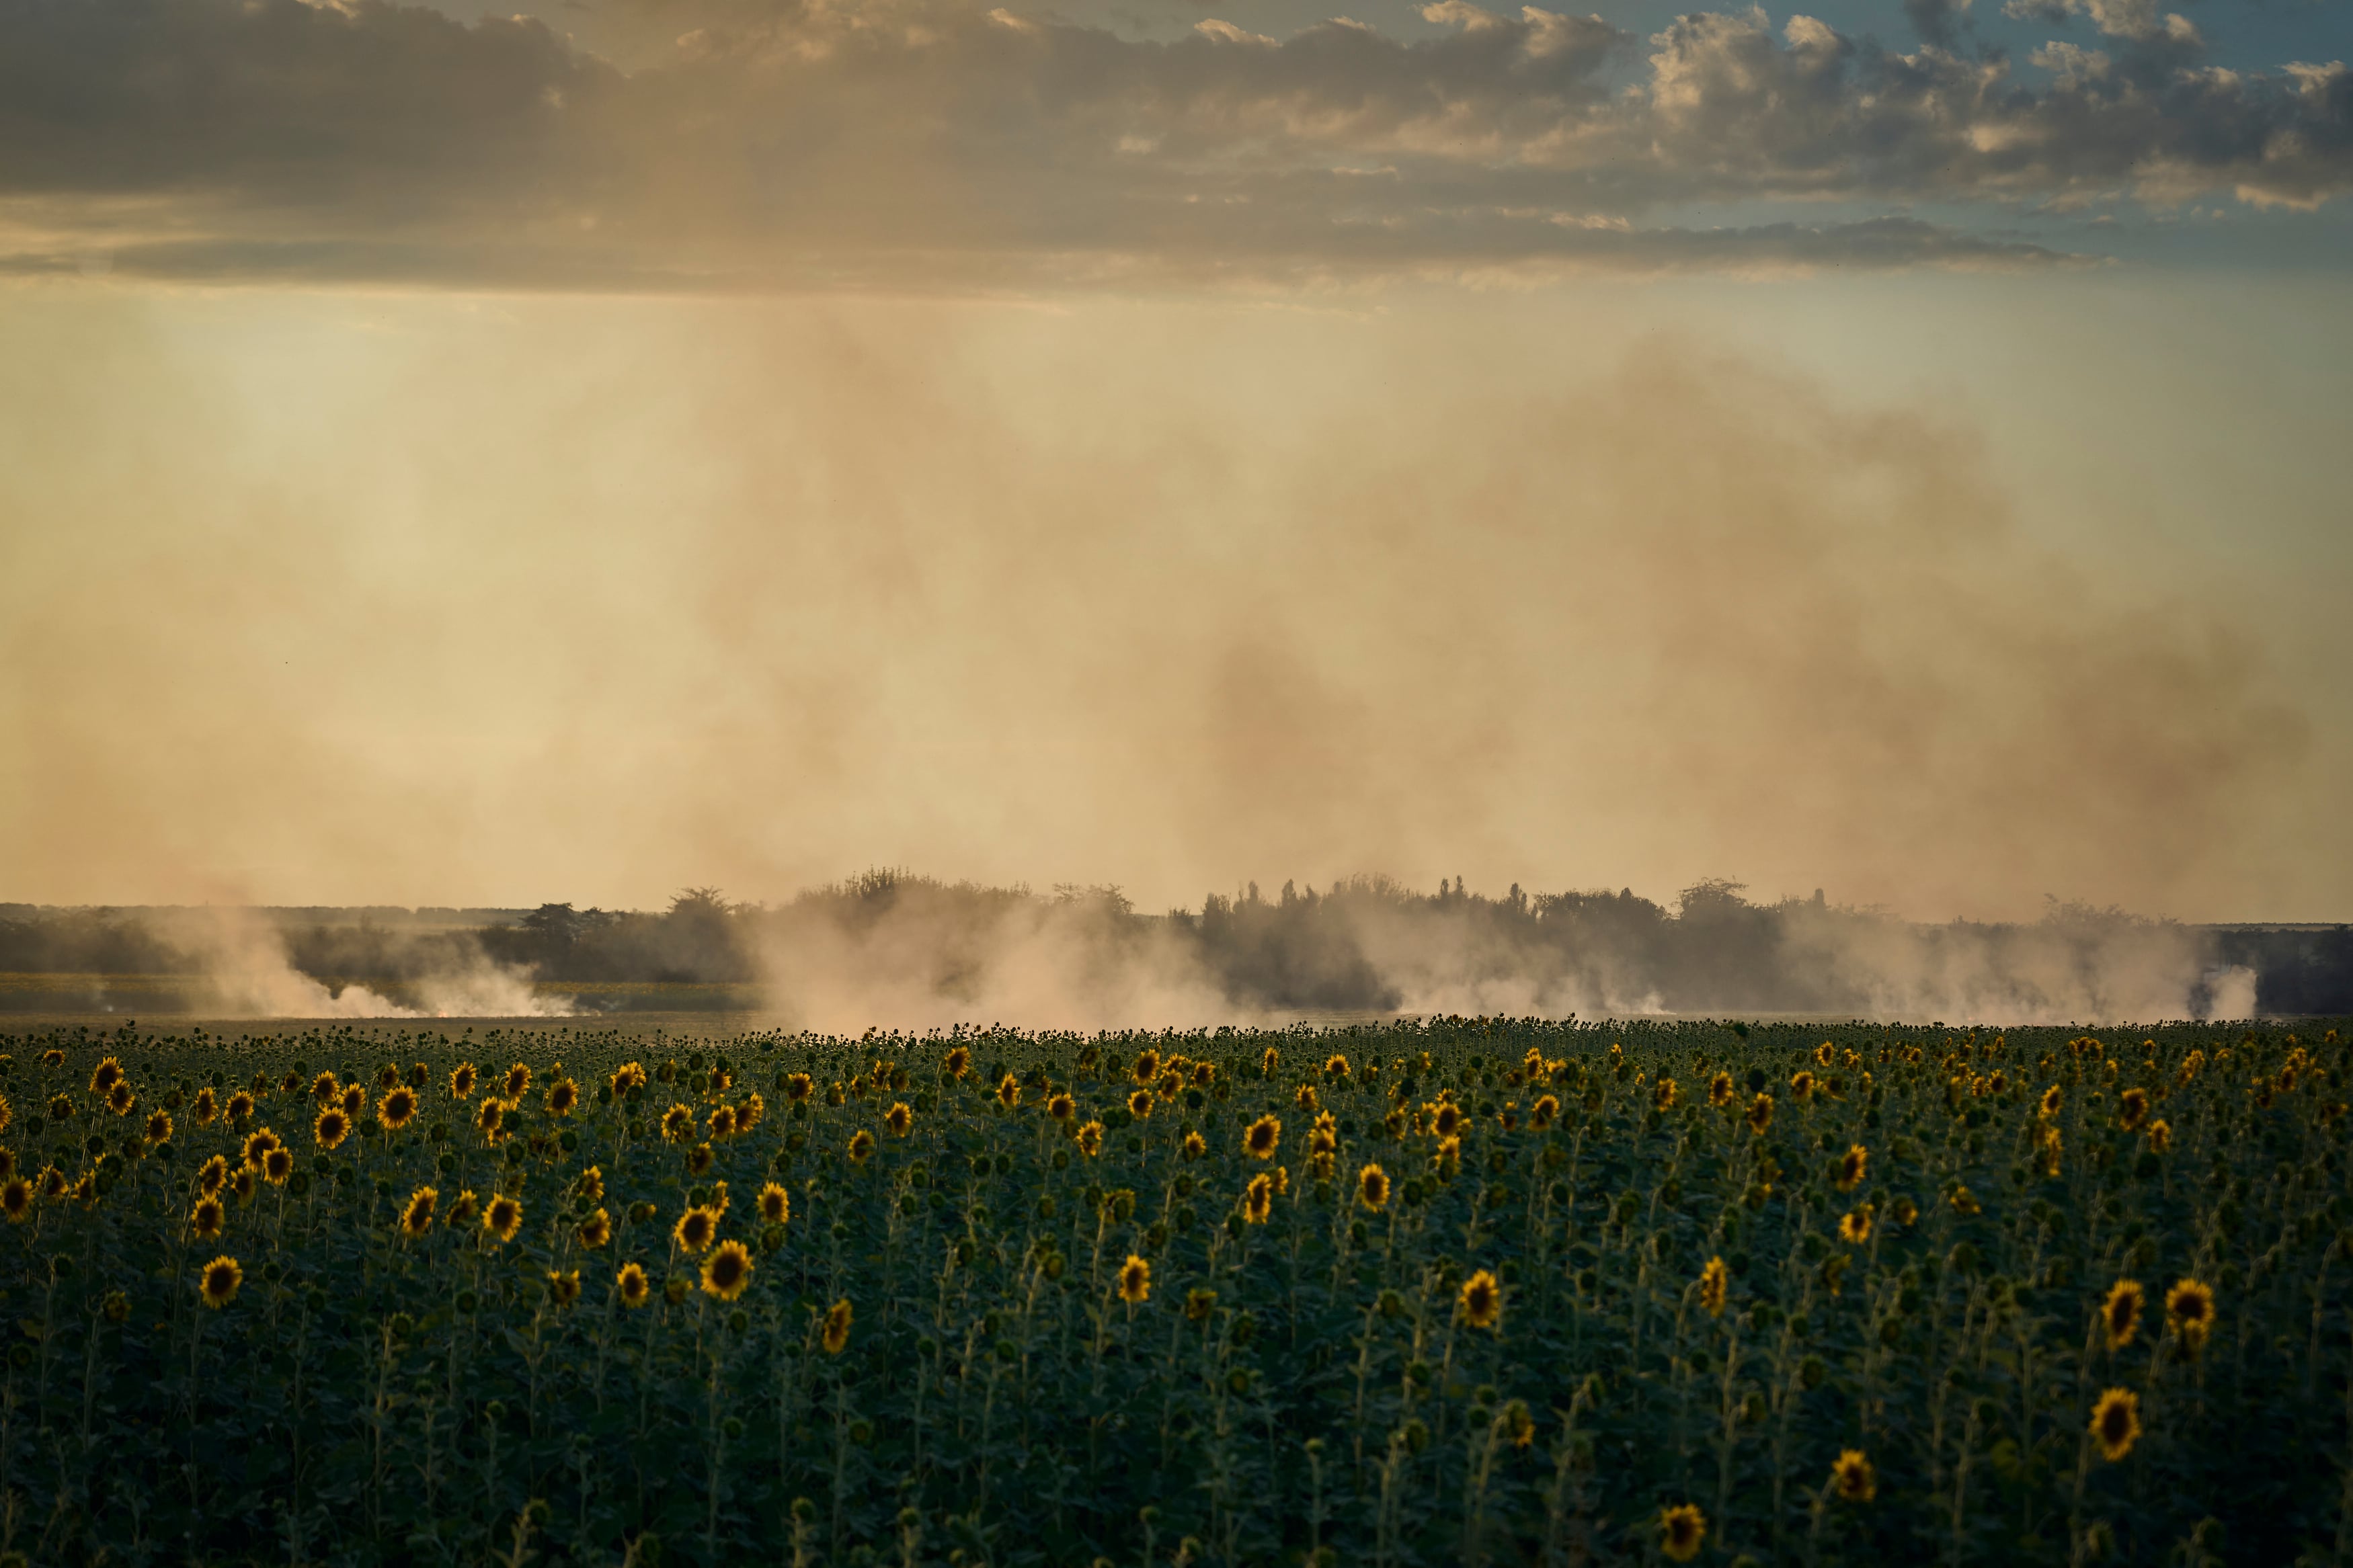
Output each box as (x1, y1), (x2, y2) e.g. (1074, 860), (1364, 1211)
(0, 1016), (2347, 1565)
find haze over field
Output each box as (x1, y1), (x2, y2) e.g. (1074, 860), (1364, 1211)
(0, 0), (2347, 1024)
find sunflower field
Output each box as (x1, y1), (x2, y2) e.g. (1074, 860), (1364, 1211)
(0, 1016), (2347, 1566)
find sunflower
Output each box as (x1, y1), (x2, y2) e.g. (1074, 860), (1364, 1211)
(810, 1298), (851, 1356)
(1499, 1399), (1536, 1449)
(475, 1099), (508, 1142)
(785, 1072), (814, 1103)
(48, 1094), (72, 1122)
(400, 1186), (438, 1237)
(449, 1063), (477, 1100)
(885, 1102), (914, 1137)
(2165, 1277), (2215, 1351)
(1659, 1503), (1706, 1563)
(1839, 1206), (1874, 1245)
(567, 1205), (608, 1247)
(736, 1092), (764, 1132)
(1126, 1088), (1154, 1120)
(1431, 1101), (1463, 1139)
(662, 1104), (694, 1143)
(278, 1071), (303, 1098)
(760, 1182), (791, 1225)
(90, 1057), (124, 1096)
(192, 1087), (217, 1124)
(1653, 1077), (1679, 1110)
(1076, 1120), (1105, 1157)
(1348, 1162), (1388, 1211)
(1043, 1092), (1076, 1126)
(40, 1048), (63, 1067)
(944, 1046), (971, 1080)
(1182, 1131), (1207, 1161)
(2090, 1388), (2141, 1461)
(444, 1188), (477, 1227)
(341, 1084), (366, 1119)
(1835, 1143), (1868, 1191)
(674, 1205), (719, 1253)
(226, 1090), (255, 1122)
(180, 1192), (225, 1239)
(196, 1254), (244, 1309)
(610, 1061), (647, 1094)
(996, 1073), (1022, 1109)
(2039, 1084), (2063, 1120)
(241, 1127), (280, 1166)
(192, 1154), (227, 1196)
(1, 1178), (32, 1224)
(1831, 1450), (1876, 1502)
(1458, 1268), (1502, 1331)
(546, 1078), (578, 1117)
(1814, 1041), (1837, 1067)
(2118, 1087), (2149, 1131)
(1193, 1061), (1217, 1087)
(547, 1269), (582, 1307)
(1244, 1114), (1282, 1160)
(1746, 1093), (1773, 1134)
(1242, 1173), (1275, 1225)
(504, 1063), (532, 1101)
(483, 1194), (524, 1244)
(1949, 1185), (1980, 1216)
(1118, 1254), (1151, 1303)
(378, 1086), (417, 1130)
(1708, 1072), (1735, 1108)
(1789, 1070), (1815, 1102)
(701, 1239), (754, 1301)
(107, 1081), (136, 1116)
(2147, 1118), (2173, 1153)
(1133, 1048), (1162, 1084)
(1295, 1083), (1320, 1114)
(617, 1262), (652, 1308)
(1698, 1255), (1728, 1317)
(707, 1105), (737, 1140)
(2101, 1278), (2144, 1350)
(848, 1130), (876, 1165)
(145, 1108), (173, 1145)
(311, 1071), (340, 1104)
(1185, 1287), (1218, 1322)
(261, 1147), (294, 1185)
(314, 1106), (350, 1151)
(229, 1165), (255, 1204)
(1433, 1136), (1462, 1175)
(1261, 1045), (1281, 1076)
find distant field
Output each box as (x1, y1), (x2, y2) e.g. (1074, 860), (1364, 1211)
(0, 1015), (2346, 1565)
(0, 973), (761, 1015)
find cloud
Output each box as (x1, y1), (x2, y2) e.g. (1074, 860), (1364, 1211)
(0, 0), (2344, 286)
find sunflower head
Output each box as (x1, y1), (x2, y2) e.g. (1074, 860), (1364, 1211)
(199, 1254), (243, 1309)
(1357, 1163), (1390, 1212)
(996, 1073), (1021, 1108)
(2165, 1277), (2215, 1350)
(615, 1262), (651, 1308)
(314, 1106), (350, 1151)
(2091, 1387), (2141, 1461)
(662, 1104), (694, 1143)
(311, 1071), (340, 1105)
(885, 1102), (913, 1137)
(576, 1207), (611, 1248)
(2147, 1118), (2173, 1153)
(504, 1063), (532, 1101)
(1652, 1077), (1679, 1110)
(708, 1104), (737, 1139)
(2102, 1278), (2145, 1350)
(2118, 1087), (2149, 1130)
(760, 1182), (791, 1225)
(1831, 1450), (1876, 1501)
(1698, 1255), (1728, 1317)
(1839, 1206), (1874, 1245)
(1836, 1144), (1868, 1190)
(848, 1130), (876, 1165)
(547, 1079), (577, 1116)
(400, 1186), (438, 1237)
(107, 1081), (136, 1116)
(785, 1072), (813, 1103)
(1118, 1253), (1151, 1304)
(1242, 1172), (1275, 1225)
(192, 1087), (218, 1124)
(1789, 1070), (1814, 1102)
(1076, 1120), (1105, 1157)
(674, 1205), (719, 1253)
(1708, 1072), (1734, 1107)
(90, 1057), (124, 1095)
(1131, 1048), (1161, 1085)
(1659, 1503), (1706, 1563)
(1047, 1092), (1076, 1123)
(944, 1046), (970, 1080)
(1949, 1185), (1980, 1216)
(483, 1194), (524, 1243)
(1126, 1088), (1154, 1120)
(1458, 1268), (1503, 1331)
(1529, 1094), (1559, 1130)
(262, 1147), (294, 1185)
(1244, 1114), (1281, 1159)
(701, 1239), (754, 1301)
(822, 1298), (853, 1354)
(2040, 1084), (2063, 1120)
(378, 1086), (417, 1130)
(446, 1188), (479, 1227)
(145, 1109), (173, 1145)
(449, 1063), (477, 1100)
(227, 1090), (255, 1122)
(1, 1178), (34, 1223)
(341, 1084), (366, 1118)
(229, 1165), (255, 1203)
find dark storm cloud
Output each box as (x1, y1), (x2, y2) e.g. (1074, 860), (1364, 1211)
(0, 0), (2344, 286)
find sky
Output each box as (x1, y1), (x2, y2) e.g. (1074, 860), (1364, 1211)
(0, 0), (2347, 924)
